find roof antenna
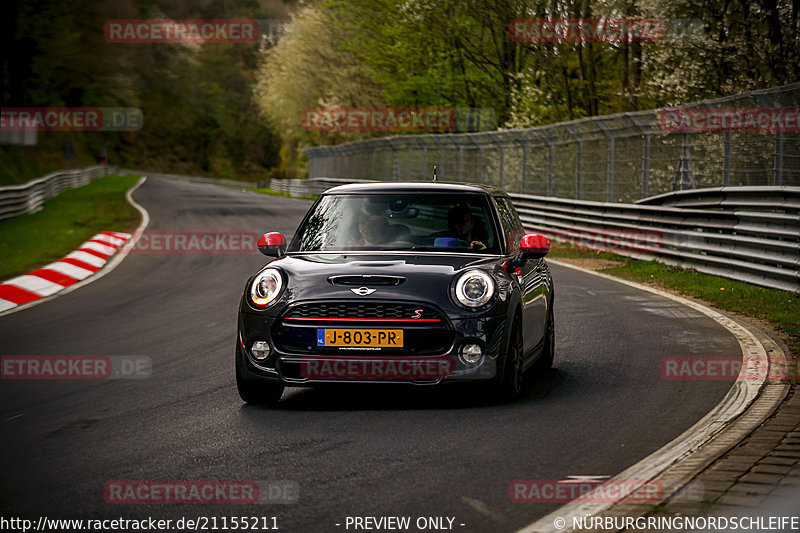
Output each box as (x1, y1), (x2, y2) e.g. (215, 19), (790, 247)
(432, 165), (438, 182)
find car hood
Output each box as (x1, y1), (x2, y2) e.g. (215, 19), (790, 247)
(259, 252), (503, 309)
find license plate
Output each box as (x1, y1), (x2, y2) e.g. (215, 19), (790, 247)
(316, 328), (403, 348)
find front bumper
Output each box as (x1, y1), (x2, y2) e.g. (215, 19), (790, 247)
(237, 300), (506, 386)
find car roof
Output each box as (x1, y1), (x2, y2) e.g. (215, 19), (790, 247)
(322, 181), (509, 196)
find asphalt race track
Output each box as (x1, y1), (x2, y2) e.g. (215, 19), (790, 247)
(0, 178), (739, 532)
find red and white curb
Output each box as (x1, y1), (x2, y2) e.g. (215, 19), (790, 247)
(0, 231), (132, 312)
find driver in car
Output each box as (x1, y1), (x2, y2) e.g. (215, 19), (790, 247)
(447, 205), (487, 251)
(353, 205), (410, 246)
(356, 208), (390, 245)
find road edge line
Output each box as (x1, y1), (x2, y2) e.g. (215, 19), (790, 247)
(0, 175), (150, 318)
(515, 259), (789, 533)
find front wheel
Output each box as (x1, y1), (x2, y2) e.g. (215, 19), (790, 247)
(236, 348), (284, 405)
(494, 319), (524, 402)
(537, 303), (555, 370)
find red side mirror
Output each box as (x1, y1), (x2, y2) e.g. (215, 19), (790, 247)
(519, 234), (550, 259)
(257, 232), (287, 257)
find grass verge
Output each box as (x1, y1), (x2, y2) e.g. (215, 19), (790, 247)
(548, 241), (799, 360)
(0, 175), (141, 281)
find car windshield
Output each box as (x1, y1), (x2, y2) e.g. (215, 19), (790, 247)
(288, 193), (501, 254)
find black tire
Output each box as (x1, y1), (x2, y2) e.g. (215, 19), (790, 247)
(236, 348), (284, 405)
(495, 318), (524, 402)
(538, 303), (555, 370)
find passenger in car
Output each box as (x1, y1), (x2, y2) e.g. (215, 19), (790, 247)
(447, 205), (487, 251)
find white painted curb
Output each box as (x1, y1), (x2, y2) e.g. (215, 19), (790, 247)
(515, 259), (787, 533)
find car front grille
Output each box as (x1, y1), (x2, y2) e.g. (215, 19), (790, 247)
(273, 300), (452, 356)
(282, 302), (444, 322)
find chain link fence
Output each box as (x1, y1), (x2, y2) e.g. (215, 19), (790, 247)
(305, 83), (800, 203)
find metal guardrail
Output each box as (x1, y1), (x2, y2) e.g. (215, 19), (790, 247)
(268, 177), (373, 197)
(0, 165), (114, 221)
(120, 170), (364, 197)
(120, 168), (371, 197)
(118, 169), (256, 189)
(266, 177), (799, 292)
(118, 169), (365, 197)
(0, 166), (263, 223)
(636, 185), (800, 210)
(510, 188), (800, 293)
(304, 83), (800, 202)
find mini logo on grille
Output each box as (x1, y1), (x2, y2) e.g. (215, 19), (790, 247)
(411, 309), (423, 319)
(351, 287), (376, 296)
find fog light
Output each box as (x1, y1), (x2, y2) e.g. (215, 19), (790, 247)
(460, 344), (482, 364)
(251, 341), (271, 361)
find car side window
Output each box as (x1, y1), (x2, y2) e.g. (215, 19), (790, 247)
(494, 197), (525, 255)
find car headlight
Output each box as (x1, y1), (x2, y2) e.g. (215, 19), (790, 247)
(454, 270), (495, 308)
(250, 268), (284, 308)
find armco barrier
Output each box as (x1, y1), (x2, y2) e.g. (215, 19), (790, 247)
(117, 169), (255, 189)
(510, 187), (799, 293)
(119, 170), (371, 196)
(636, 185), (800, 211)
(268, 177), (373, 197)
(0, 165), (115, 221)
(0, 167), (262, 223)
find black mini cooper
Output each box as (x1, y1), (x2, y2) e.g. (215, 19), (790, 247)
(237, 182), (554, 405)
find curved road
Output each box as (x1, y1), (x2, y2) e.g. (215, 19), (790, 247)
(0, 177), (738, 532)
